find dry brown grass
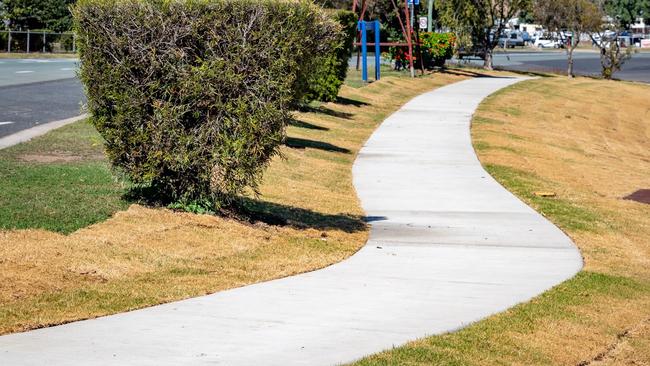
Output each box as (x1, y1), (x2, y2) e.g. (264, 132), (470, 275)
(0, 71), (471, 335)
(473, 77), (650, 281)
(470, 77), (650, 365)
(351, 76), (649, 366)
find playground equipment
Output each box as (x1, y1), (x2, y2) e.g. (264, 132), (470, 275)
(352, 0), (433, 77)
(357, 20), (381, 82)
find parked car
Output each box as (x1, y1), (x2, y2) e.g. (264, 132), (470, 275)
(534, 38), (561, 48)
(498, 32), (525, 48)
(457, 45), (486, 60)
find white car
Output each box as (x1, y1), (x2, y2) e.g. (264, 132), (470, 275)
(534, 38), (560, 48)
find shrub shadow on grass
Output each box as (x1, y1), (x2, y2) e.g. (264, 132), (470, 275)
(122, 184), (170, 207)
(234, 197), (367, 233)
(443, 68), (497, 78)
(336, 96), (370, 107)
(123, 187), (367, 233)
(299, 104), (354, 120)
(289, 118), (330, 131)
(492, 66), (558, 78)
(285, 137), (351, 154)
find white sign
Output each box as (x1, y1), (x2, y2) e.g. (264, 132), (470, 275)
(641, 39), (650, 48)
(419, 17), (427, 30)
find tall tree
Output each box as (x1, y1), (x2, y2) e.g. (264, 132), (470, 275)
(436, 0), (531, 69)
(535, 0), (602, 77)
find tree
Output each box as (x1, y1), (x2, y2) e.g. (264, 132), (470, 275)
(2, 0), (75, 32)
(603, 0), (650, 28)
(436, 0), (531, 69)
(590, 0), (639, 79)
(534, 0), (602, 77)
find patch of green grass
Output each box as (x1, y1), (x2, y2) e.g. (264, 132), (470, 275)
(472, 116), (506, 125)
(0, 121), (128, 234)
(352, 272), (648, 366)
(473, 141), (520, 154)
(473, 140), (490, 152)
(497, 106), (523, 117)
(484, 164), (600, 232)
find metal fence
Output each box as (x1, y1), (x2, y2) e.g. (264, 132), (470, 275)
(0, 30), (76, 54)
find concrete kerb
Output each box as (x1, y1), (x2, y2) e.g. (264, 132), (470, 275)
(0, 114), (88, 150)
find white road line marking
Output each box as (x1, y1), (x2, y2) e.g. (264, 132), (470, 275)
(0, 122), (15, 126)
(60, 67), (73, 71)
(15, 70), (34, 74)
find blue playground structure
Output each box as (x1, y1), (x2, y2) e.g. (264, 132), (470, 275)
(357, 20), (380, 82)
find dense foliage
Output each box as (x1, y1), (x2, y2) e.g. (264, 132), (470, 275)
(73, 0), (337, 208)
(304, 10), (357, 102)
(1, 0), (76, 32)
(420, 32), (455, 68)
(603, 0), (650, 28)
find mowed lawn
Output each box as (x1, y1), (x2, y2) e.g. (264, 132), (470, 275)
(0, 69), (472, 335)
(352, 77), (650, 365)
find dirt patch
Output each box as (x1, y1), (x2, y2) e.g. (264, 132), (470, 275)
(18, 153), (83, 163)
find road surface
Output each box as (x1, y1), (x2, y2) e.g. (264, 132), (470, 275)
(458, 50), (650, 82)
(0, 58), (84, 139)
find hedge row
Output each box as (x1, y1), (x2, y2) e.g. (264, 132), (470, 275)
(73, 0), (342, 208)
(305, 10), (357, 102)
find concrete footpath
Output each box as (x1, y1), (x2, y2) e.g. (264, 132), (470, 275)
(0, 77), (582, 365)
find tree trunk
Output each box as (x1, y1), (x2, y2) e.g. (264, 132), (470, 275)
(484, 49), (493, 70)
(567, 48), (575, 78)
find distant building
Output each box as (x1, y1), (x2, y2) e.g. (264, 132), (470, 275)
(631, 18), (649, 35)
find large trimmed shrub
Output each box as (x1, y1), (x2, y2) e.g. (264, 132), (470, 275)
(304, 10), (357, 102)
(73, 0), (338, 208)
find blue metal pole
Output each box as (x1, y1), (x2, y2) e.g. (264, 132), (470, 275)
(360, 21), (368, 82)
(374, 20), (381, 81)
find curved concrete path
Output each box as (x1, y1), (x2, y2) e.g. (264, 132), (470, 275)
(0, 77), (582, 365)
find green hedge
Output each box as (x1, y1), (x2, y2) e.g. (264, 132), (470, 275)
(304, 10), (357, 102)
(73, 0), (338, 208)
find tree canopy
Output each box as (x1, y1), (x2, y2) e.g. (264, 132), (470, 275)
(1, 0), (76, 32)
(602, 0), (650, 28)
(436, 0), (531, 69)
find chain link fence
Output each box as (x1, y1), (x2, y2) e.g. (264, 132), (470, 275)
(0, 30), (76, 54)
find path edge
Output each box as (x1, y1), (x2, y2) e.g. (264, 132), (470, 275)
(0, 114), (88, 150)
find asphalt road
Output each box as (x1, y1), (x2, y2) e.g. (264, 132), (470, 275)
(458, 51), (650, 82)
(0, 58), (84, 139)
